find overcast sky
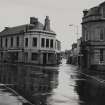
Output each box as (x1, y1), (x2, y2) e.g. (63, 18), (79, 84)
(0, 0), (105, 51)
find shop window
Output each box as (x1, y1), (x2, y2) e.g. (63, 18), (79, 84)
(24, 52), (28, 62)
(100, 49), (104, 63)
(41, 38), (45, 47)
(32, 37), (37, 47)
(31, 53), (38, 61)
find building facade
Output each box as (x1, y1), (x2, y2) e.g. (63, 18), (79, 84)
(81, 2), (105, 69)
(0, 16), (61, 65)
(66, 37), (82, 65)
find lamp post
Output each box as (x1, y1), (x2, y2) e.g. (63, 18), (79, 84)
(69, 24), (79, 40)
(69, 24), (79, 65)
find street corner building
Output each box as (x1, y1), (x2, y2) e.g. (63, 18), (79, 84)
(0, 16), (61, 65)
(81, 1), (105, 70)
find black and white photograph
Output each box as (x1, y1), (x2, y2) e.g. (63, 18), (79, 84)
(0, 0), (105, 105)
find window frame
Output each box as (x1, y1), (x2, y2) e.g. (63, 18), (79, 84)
(100, 49), (104, 64)
(46, 39), (49, 48)
(16, 36), (19, 47)
(5, 37), (8, 48)
(11, 37), (13, 47)
(41, 38), (45, 47)
(100, 29), (104, 41)
(50, 39), (53, 48)
(31, 53), (38, 61)
(32, 37), (37, 47)
(25, 38), (28, 47)
(0, 37), (2, 48)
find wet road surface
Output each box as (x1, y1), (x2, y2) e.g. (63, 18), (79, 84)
(0, 85), (23, 105)
(0, 59), (105, 105)
(47, 59), (80, 105)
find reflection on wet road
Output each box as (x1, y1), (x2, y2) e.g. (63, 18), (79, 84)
(0, 59), (105, 105)
(47, 59), (80, 105)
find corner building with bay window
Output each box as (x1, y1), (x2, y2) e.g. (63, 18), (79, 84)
(81, 2), (105, 69)
(0, 16), (61, 65)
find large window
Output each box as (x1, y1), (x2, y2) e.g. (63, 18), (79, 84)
(0, 38), (2, 48)
(41, 38), (45, 47)
(46, 39), (49, 48)
(102, 7), (105, 18)
(11, 37), (13, 47)
(32, 37), (37, 47)
(100, 49), (104, 62)
(5, 37), (8, 48)
(50, 39), (53, 48)
(16, 36), (19, 47)
(31, 53), (38, 61)
(85, 31), (88, 41)
(0, 52), (3, 59)
(25, 38), (28, 47)
(100, 29), (104, 40)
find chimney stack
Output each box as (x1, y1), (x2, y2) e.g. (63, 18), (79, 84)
(83, 9), (88, 16)
(30, 17), (38, 25)
(44, 16), (50, 31)
(5, 27), (9, 30)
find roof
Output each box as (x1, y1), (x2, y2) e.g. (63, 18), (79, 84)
(0, 24), (27, 36)
(100, 1), (105, 6)
(0, 20), (55, 36)
(83, 1), (105, 18)
(84, 6), (100, 17)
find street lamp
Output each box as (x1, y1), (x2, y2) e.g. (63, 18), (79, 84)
(69, 24), (79, 40)
(69, 24), (79, 66)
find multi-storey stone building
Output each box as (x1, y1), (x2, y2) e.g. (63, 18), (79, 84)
(81, 2), (105, 69)
(0, 16), (61, 65)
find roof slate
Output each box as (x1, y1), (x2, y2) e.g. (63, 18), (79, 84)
(0, 21), (44, 36)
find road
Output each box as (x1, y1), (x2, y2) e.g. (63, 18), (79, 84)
(0, 59), (105, 105)
(47, 59), (105, 105)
